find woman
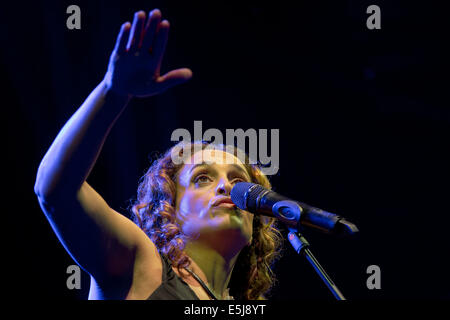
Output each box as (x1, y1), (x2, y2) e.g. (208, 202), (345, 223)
(34, 9), (282, 300)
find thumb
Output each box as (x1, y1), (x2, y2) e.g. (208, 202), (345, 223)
(155, 68), (193, 92)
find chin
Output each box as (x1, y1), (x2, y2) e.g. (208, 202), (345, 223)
(206, 216), (252, 241)
(201, 227), (251, 250)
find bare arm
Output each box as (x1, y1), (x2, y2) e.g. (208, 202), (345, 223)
(35, 81), (129, 200)
(34, 9), (192, 283)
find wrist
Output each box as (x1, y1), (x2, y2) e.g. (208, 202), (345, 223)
(101, 74), (133, 101)
(100, 79), (132, 105)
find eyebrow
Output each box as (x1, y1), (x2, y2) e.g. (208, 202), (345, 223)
(188, 162), (250, 178)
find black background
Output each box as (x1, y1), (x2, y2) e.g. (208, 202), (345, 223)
(3, 0), (449, 300)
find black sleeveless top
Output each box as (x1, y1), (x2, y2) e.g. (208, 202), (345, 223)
(147, 251), (199, 300)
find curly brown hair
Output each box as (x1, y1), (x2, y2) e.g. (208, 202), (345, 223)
(130, 141), (283, 300)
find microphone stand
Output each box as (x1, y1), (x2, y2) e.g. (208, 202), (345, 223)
(272, 200), (347, 300)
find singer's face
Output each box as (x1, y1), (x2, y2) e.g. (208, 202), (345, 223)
(175, 149), (254, 247)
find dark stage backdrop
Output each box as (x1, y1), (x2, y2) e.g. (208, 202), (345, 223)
(3, 0), (449, 300)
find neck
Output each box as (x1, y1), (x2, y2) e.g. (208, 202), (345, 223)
(184, 240), (241, 299)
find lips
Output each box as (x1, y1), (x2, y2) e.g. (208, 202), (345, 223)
(212, 197), (236, 208)
(216, 202), (236, 208)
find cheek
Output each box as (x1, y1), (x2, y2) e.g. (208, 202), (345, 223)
(177, 191), (210, 220)
(176, 192), (213, 237)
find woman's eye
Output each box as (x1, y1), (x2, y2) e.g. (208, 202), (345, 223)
(194, 175), (211, 184)
(193, 173), (248, 185)
(231, 177), (246, 184)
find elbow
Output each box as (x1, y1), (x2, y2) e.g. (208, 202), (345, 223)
(34, 179), (52, 204)
(34, 174), (61, 203)
(34, 175), (64, 208)
(34, 171), (79, 204)
(34, 160), (49, 199)
(34, 182), (41, 198)
(34, 165), (44, 198)
(34, 162), (57, 201)
(34, 180), (48, 200)
(34, 158), (80, 201)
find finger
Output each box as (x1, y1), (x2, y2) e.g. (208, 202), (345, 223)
(152, 20), (170, 74)
(141, 9), (162, 54)
(127, 11), (146, 53)
(155, 68), (193, 92)
(114, 22), (131, 54)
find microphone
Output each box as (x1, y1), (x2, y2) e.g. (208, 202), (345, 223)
(230, 182), (359, 236)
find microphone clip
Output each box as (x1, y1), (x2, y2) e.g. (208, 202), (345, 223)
(271, 200), (303, 230)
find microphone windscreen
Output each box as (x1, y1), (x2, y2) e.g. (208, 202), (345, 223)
(230, 182), (254, 210)
(231, 182), (268, 211)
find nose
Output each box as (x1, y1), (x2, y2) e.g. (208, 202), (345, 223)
(215, 178), (232, 196)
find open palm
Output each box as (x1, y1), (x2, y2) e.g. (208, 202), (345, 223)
(104, 9), (192, 97)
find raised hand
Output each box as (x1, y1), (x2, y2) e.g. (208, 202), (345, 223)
(104, 9), (192, 97)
